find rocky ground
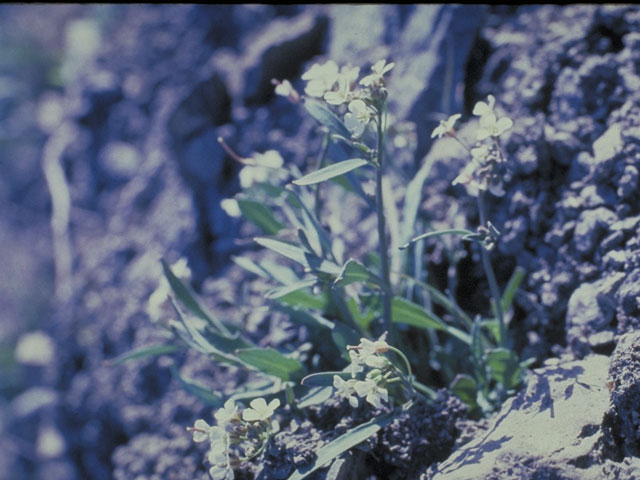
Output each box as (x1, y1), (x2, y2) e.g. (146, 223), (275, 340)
(1, 4), (640, 480)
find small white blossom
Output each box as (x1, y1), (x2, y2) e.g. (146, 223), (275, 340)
(338, 65), (360, 86)
(431, 114), (461, 139)
(333, 375), (359, 408)
(220, 198), (241, 218)
(209, 464), (234, 480)
(360, 59), (395, 87)
(476, 112), (513, 141)
(344, 99), (373, 137)
(242, 397), (280, 422)
(238, 150), (284, 189)
(472, 95), (496, 117)
(348, 349), (365, 377)
(189, 419), (212, 443)
(273, 79), (300, 103)
(214, 399), (240, 427)
(302, 60), (339, 97)
(354, 378), (389, 409)
(324, 77), (352, 105)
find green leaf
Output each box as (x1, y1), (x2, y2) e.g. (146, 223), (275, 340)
(304, 98), (351, 138)
(161, 259), (230, 336)
(171, 364), (222, 406)
(236, 347), (305, 382)
(293, 158), (369, 187)
(229, 378), (283, 403)
(288, 413), (394, 480)
(486, 348), (523, 389)
(331, 322), (361, 362)
(451, 374), (479, 411)
(501, 266), (526, 313)
(254, 237), (342, 276)
(392, 297), (471, 345)
(276, 290), (329, 310)
(401, 229), (475, 250)
(274, 305), (334, 330)
(237, 198), (285, 234)
(297, 385), (333, 408)
(301, 371), (350, 387)
(168, 304), (243, 367)
(232, 255), (271, 280)
(266, 278), (317, 300)
(333, 258), (380, 288)
(107, 343), (181, 366)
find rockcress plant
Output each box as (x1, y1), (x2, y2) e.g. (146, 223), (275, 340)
(117, 58), (533, 479)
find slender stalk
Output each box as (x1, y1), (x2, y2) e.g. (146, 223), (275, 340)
(477, 192), (506, 347)
(314, 133), (331, 221)
(375, 107), (393, 339)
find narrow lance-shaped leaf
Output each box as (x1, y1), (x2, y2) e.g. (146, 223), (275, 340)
(170, 364), (222, 406)
(106, 343), (182, 366)
(400, 229), (475, 250)
(486, 348), (523, 390)
(333, 258), (381, 288)
(266, 278), (317, 300)
(301, 371), (351, 387)
(450, 374), (479, 412)
(287, 413), (394, 480)
(236, 198), (285, 235)
(254, 237), (342, 276)
(391, 297), (471, 345)
(501, 266), (526, 313)
(236, 347), (306, 382)
(293, 158), (369, 187)
(304, 98), (352, 138)
(161, 259), (231, 336)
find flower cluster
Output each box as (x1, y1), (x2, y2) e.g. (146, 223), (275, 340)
(188, 397), (280, 480)
(332, 332), (411, 410)
(275, 58), (394, 139)
(433, 95), (513, 197)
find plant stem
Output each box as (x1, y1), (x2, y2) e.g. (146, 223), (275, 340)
(477, 192), (506, 347)
(375, 107), (394, 339)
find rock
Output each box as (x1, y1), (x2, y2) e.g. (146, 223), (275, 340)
(617, 165), (638, 200)
(593, 123), (624, 164)
(572, 207), (617, 257)
(566, 273), (625, 356)
(426, 355), (611, 480)
(602, 331), (640, 458)
(615, 268), (640, 334)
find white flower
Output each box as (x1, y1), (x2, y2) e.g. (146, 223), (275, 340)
(189, 419), (212, 443)
(333, 376), (359, 408)
(209, 464), (234, 480)
(238, 150), (284, 188)
(472, 95), (512, 141)
(472, 95), (496, 117)
(476, 112), (513, 141)
(344, 99), (373, 137)
(220, 198), (241, 218)
(348, 349), (365, 377)
(360, 59), (395, 87)
(253, 150), (284, 168)
(242, 397), (280, 422)
(302, 60), (339, 97)
(358, 332), (390, 356)
(214, 399), (239, 427)
(206, 427), (233, 479)
(273, 79), (300, 103)
(338, 65), (360, 86)
(354, 378), (389, 409)
(431, 114), (461, 139)
(324, 77), (351, 105)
